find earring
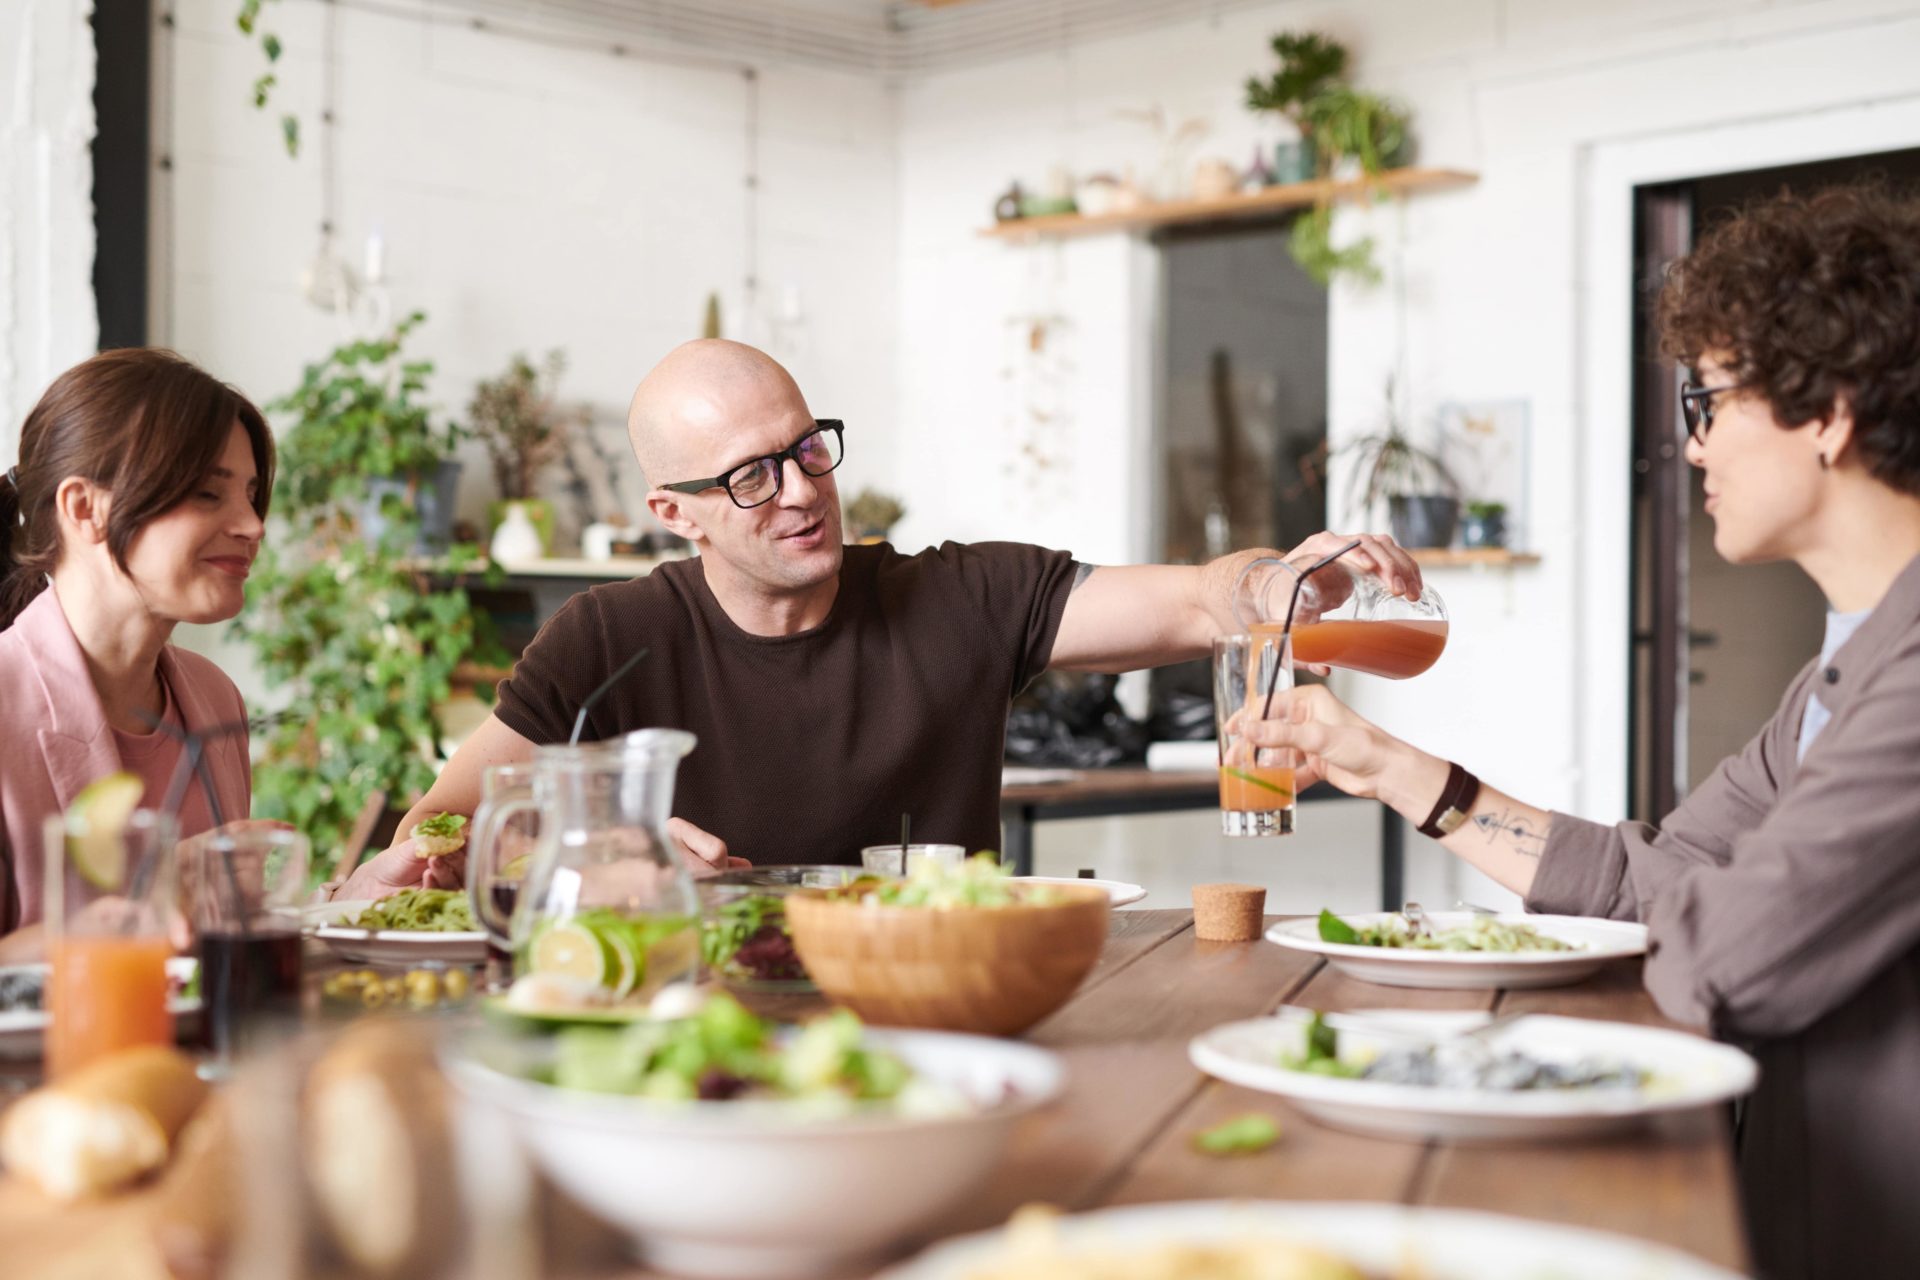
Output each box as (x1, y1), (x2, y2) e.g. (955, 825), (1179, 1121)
(1819, 453), (1832, 471)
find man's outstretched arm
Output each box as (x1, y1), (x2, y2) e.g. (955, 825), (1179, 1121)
(1047, 532), (1421, 673)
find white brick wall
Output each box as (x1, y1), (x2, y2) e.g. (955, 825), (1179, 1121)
(1, 0), (97, 452)
(156, 0), (899, 537)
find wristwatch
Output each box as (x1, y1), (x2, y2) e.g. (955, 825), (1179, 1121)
(1417, 761), (1482, 840)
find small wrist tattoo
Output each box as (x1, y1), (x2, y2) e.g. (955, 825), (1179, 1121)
(1471, 809), (1546, 859)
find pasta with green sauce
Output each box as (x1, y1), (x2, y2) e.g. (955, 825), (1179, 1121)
(349, 888), (477, 933)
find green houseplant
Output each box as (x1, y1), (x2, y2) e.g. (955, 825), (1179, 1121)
(234, 312), (509, 868)
(1246, 30), (1414, 285)
(844, 488), (906, 543)
(468, 350), (585, 555)
(1243, 31), (1347, 183)
(1339, 382), (1459, 548)
(1461, 500), (1509, 549)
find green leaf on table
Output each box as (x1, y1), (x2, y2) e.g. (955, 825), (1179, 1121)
(1191, 1113), (1281, 1156)
(1317, 908), (1359, 944)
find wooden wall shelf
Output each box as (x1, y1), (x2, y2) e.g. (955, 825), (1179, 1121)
(980, 167), (1477, 240)
(1409, 548), (1541, 568)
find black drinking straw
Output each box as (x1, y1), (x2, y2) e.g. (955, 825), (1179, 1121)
(899, 813), (910, 867)
(1258, 539), (1362, 721)
(138, 716), (250, 930)
(568, 647), (651, 746)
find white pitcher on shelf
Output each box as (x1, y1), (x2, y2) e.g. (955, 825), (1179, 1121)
(490, 500), (545, 563)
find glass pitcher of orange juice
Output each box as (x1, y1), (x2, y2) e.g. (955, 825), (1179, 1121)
(42, 802), (179, 1079)
(1232, 553), (1448, 679)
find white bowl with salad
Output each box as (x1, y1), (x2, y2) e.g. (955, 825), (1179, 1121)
(1266, 910), (1648, 990)
(447, 993), (1064, 1279)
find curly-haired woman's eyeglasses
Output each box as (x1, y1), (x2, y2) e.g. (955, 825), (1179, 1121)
(1679, 381), (1749, 444)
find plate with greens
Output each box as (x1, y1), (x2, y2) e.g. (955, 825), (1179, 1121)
(309, 888), (487, 964)
(1189, 1006), (1756, 1142)
(1266, 910), (1647, 990)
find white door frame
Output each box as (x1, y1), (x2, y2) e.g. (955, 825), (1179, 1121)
(1575, 95), (1920, 819)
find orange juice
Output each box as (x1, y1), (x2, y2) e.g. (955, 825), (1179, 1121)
(1266, 619), (1448, 679)
(1218, 763), (1296, 812)
(47, 935), (173, 1079)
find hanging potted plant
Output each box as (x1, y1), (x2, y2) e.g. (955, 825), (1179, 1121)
(1339, 382), (1460, 548)
(468, 350), (584, 557)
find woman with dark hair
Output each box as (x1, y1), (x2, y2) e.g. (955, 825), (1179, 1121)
(1248, 183), (1920, 1277)
(0, 348), (276, 943)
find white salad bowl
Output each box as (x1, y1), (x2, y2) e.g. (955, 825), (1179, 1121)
(447, 1027), (1065, 1279)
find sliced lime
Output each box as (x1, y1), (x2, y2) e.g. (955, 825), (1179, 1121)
(591, 919), (641, 1000)
(65, 771), (145, 890)
(530, 922), (612, 986)
(1223, 767), (1293, 800)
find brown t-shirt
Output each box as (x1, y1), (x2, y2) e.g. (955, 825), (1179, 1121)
(493, 541), (1079, 865)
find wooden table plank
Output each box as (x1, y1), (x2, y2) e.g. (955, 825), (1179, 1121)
(1413, 1109), (1748, 1270)
(937, 916), (1321, 1234)
(1071, 908), (1191, 998)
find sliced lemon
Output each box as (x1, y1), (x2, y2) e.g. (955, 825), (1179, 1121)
(65, 772), (146, 890)
(529, 922), (612, 987)
(499, 853), (531, 880)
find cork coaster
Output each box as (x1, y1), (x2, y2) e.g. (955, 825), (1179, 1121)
(1192, 882), (1267, 941)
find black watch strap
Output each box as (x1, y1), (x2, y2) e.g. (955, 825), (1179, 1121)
(1417, 762), (1481, 840)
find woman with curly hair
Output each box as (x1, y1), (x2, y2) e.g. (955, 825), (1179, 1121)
(1246, 183), (1920, 1277)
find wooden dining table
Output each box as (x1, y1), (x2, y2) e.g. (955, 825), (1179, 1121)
(858, 907), (1750, 1274)
(0, 911), (1750, 1278)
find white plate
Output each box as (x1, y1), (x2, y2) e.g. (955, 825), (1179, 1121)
(879, 1200), (1748, 1280)
(1267, 911), (1648, 989)
(1013, 876), (1147, 907)
(0, 957), (202, 1061)
(307, 899), (487, 965)
(1189, 1007), (1758, 1143)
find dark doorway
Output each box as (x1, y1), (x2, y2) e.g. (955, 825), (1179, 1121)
(92, 0), (153, 350)
(1147, 219), (1328, 733)
(1153, 220), (1328, 563)
(1628, 147), (1920, 822)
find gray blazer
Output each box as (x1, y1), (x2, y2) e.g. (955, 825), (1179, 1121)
(1528, 552), (1920, 1280)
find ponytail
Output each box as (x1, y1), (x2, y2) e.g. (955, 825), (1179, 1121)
(0, 467), (46, 632)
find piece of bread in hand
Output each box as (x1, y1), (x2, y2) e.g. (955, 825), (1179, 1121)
(0, 1045), (208, 1201)
(408, 812), (468, 858)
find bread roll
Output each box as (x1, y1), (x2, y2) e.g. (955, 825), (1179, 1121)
(0, 1046), (208, 1201)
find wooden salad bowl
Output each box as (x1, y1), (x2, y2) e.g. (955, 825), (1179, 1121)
(785, 883), (1110, 1037)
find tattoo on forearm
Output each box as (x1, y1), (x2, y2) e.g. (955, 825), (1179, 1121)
(1070, 562), (1099, 593)
(1472, 809), (1547, 860)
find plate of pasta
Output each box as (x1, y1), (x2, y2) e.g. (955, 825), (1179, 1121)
(880, 1201), (1746, 1280)
(307, 889), (488, 964)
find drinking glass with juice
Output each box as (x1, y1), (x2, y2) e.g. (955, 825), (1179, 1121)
(42, 802), (179, 1079)
(189, 826), (310, 1069)
(1212, 632), (1297, 837)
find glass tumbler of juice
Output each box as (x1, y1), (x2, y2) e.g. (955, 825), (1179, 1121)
(1212, 632), (1297, 837)
(42, 806), (180, 1079)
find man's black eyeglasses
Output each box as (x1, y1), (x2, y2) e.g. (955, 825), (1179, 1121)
(1679, 381), (1748, 444)
(659, 420), (845, 510)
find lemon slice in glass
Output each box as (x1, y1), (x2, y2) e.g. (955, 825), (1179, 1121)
(65, 771), (145, 891)
(529, 922), (612, 987)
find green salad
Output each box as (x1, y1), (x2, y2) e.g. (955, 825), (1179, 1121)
(351, 887), (477, 933)
(831, 852), (1053, 909)
(1317, 909), (1578, 953)
(542, 992), (965, 1115)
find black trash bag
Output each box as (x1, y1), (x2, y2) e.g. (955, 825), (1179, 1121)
(1146, 659), (1216, 742)
(1006, 671), (1150, 768)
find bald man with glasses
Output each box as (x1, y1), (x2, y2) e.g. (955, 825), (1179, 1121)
(334, 339), (1417, 896)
